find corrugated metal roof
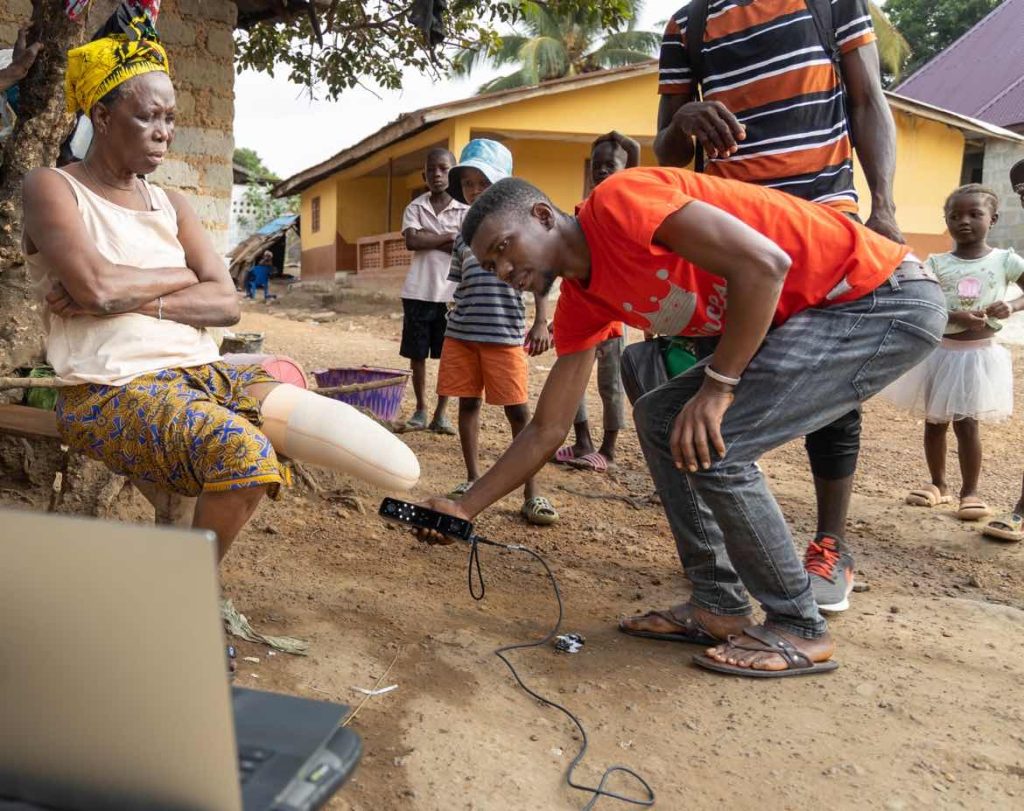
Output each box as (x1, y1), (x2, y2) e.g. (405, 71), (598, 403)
(256, 214), (299, 236)
(896, 0), (1024, 129)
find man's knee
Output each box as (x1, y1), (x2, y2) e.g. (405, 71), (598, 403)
(805, 408), (862, 480)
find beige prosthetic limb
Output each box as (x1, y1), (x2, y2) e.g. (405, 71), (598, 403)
(260, 385), (420, 491)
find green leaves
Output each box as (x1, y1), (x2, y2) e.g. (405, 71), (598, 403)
(234, 0), (633, 99)
(451, 0), (658, 94)
(884, 0), (1001, 77)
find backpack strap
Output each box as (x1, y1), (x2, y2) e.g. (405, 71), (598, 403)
(685, 0), (710, 172)
(686, 0), (710, 97)
(805, 0), (839, 64)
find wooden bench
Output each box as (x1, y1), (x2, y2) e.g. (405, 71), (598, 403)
(0, 403), (195, 525)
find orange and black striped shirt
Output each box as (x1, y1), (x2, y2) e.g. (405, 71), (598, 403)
(659, 0), (876, 214)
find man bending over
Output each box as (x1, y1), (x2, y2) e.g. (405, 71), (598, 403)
(416, 169), (945, 678)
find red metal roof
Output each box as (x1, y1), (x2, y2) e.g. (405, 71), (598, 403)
(896, 0), (1024, 129)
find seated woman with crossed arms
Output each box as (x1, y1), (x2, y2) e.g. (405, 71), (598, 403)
(22, 15), (417, 560)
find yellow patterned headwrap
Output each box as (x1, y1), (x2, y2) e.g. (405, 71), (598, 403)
(65, 34), (169, 114)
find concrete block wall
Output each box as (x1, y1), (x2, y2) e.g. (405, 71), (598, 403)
(983, 139), (1024, 250)
(0, 0), (236, 253)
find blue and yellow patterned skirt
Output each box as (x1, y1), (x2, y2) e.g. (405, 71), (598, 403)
(56, 362), (289, 498)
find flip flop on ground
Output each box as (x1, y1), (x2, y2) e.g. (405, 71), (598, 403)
(618, 604), (723, 645)
(552, 446), (578, 465)
(447, 481), (473, 500)
(956, 496), (991, 522)
(401, 410), (428, 432)
(522, 496), (559, 526)
(905, 484), (951, 507)
(429, 417), (457, 435)
(693, 626), (838, 679)
(982, 513), (1024, 543)
(567, 451), (615, 473)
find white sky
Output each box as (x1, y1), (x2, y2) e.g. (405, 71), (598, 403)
(232, 1), (680, 179)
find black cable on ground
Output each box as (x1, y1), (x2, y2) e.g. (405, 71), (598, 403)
(466, 535), (655, 810)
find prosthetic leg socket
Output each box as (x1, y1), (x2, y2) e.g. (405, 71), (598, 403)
(260, 385), (419, 491)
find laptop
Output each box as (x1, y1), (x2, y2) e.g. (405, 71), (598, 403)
(0, 509), (361, 811)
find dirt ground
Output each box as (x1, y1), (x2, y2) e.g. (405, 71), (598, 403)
(6, 281), (1024, 810)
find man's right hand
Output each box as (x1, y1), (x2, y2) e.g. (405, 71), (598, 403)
(672, 101), (746, 159)
(413, 497), (471, 546)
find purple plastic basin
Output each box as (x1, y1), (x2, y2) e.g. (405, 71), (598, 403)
(312, 366), (410, 422)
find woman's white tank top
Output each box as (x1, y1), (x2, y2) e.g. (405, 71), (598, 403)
(26, 168), (220, 385)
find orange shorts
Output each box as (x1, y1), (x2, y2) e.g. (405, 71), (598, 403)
(436, 337), (529, 406)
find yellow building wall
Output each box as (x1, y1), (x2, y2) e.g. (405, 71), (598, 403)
(509, 139), (593, 211)
(336, 176), (390, 244)
(306, 68), (975, 256)
(853, 109), (965, 240)
(462, 72), (659, 140)
(300, 177), (338, 249)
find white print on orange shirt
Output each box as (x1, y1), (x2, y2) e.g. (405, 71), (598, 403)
(621, 270), (699, 336)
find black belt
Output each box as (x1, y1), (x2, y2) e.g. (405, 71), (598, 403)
(891, 259), (937, 284)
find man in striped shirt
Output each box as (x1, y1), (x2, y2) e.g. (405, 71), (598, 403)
(643, 0), (901, 620)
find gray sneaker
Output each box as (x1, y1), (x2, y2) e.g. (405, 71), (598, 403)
(805, 535), (854, 614)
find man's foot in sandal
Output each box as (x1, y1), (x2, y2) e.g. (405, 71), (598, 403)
(522, 496), (559, 526)
(905, 484), (951, 507)
(567, 451), (615, 473)
(618, 603), (750, 645)
(982, 512), (1024, 542)
(956, 495), (990, 521)
(694, 625), (837, 678)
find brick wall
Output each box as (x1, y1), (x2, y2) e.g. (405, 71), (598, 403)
(0, 0), (236, 253)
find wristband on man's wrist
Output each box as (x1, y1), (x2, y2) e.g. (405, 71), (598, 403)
(704, 366), (741, 387)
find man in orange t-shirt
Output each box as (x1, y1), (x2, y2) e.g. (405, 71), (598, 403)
(416, 169), (946, 678)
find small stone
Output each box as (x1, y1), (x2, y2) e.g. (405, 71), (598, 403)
(855, 682), (876, 697)
(945, 773), (956, 783)
(852, 582), (871, 593)
(889, 605), (900, 614)
(967, 574), (983, 588)
(530, 734), (539, 741)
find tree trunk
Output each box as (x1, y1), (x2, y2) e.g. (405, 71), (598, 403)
(0, 1), (86, 371)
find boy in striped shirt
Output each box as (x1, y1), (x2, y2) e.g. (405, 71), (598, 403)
(436, 139), (558, 526)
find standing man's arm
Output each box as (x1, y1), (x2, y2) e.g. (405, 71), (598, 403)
(842, 42), (903, 243)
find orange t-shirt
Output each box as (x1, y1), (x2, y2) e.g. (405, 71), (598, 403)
(554, 167), (909, 356)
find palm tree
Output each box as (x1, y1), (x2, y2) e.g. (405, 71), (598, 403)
(454, 2), (910, 93)
(452, 0), (660, 94)
(869, 2), (911, 82)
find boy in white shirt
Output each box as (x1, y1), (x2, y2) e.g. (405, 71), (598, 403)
(400, 148), (468, 432)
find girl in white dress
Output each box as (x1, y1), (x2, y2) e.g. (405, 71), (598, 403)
(885, 184), (1024, 520)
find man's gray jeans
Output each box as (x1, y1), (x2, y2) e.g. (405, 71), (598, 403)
(633, 278), (947, 638)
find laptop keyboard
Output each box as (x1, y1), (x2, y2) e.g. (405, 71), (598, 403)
(238, 745), (275, 783)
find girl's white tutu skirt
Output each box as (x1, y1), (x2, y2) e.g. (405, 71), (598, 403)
(881, 337), (1013, 422)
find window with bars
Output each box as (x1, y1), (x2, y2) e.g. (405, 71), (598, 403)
(311, 196), (321, 232)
